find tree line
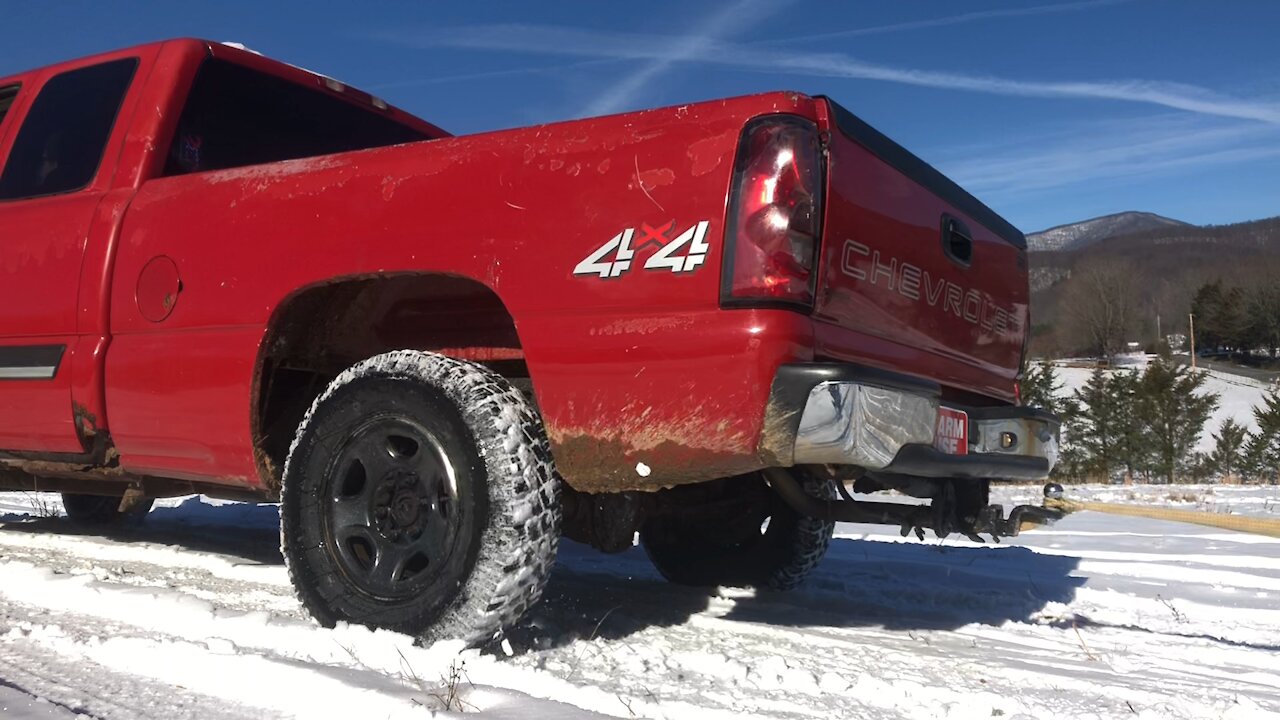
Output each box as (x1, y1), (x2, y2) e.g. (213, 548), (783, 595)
(1047, 268), (1280, 361)
(1189, 279), (1280, 358)
(1028, 215), (1280, 360)
(1021, 357), (1280, 483)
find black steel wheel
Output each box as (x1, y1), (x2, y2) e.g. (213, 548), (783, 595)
(281, 350), (559, 645)
(640, 470), (835, 590)
(321, 414), (471, 602)
(61, 493), (154, 525)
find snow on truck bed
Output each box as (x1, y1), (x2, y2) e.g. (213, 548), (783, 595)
(0, 486), (1276, 720)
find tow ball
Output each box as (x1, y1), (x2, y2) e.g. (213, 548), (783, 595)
(966, 483), (1066, 541)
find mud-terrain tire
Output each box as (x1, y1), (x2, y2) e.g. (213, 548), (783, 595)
(640, 470), (835, 590)
(61, 493), (154, 525)
(281, 350), (559, 646)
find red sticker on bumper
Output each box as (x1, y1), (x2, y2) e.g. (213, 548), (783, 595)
(934, 407), (969, 455)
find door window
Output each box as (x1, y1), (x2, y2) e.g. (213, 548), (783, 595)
(0, 58), (137, 201)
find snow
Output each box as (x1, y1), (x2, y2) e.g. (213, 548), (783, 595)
(0, 485), (1276, 719)
(0, 683), (77, 719)
(217, 42), (263, 56)
(1024, 212), (1189, 253)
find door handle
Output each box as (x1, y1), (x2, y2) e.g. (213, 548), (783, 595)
(941, 215), (973, 267)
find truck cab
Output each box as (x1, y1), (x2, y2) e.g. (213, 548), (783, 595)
(0, 40), (439, 464)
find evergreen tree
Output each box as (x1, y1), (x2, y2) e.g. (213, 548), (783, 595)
(1185, 452), (1214, 484)
(1021, 360), (1063, 415)
(1110, 370), (1150, 481)
(1208, 418), (1247, 480)
(1191, 281), (1227, 351)
(1243, 391), (1280, 483)
(1073, 368), (1122, 480)
(1244, 285), (1280, 358)
(1137, 359), (1218, 484)
(1055, 391), (1085, 483)
(1214, 286), (1247, 351)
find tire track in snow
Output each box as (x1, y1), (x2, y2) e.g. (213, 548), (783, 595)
(0, 625), (263, 720)
(0, 529), (302, 618)
(0, 490), (1277, 719)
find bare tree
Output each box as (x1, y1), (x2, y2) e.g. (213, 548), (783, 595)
(1063, 260), (1137, 361)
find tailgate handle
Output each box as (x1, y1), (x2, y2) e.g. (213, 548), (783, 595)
(941, 215), (973, 267)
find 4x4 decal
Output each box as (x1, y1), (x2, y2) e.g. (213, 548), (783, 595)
(573, 220), (710, 279)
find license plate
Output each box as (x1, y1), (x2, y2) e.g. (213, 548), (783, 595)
(934, 407), (969, 455)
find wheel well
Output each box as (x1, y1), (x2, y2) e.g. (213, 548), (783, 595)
(253, 274), (527, 491)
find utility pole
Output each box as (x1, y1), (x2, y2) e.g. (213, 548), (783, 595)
(1189, 312), (1196, 369)
(1156, 313), (1162, 346)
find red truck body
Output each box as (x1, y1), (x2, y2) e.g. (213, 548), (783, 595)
(0, 39), (1030, 496)
(0, 37), (1061, 643)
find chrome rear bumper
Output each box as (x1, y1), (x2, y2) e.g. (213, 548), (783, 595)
(762, 364), (1059, 480)
(793, 383), (935, 467)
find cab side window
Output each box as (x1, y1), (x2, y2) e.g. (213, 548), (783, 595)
(164, 59), (427, 176)
(0, 59), (138, 201)
(0, 85), (19, 127)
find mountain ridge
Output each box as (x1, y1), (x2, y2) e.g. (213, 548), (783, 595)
(1025, 211), (1191, 252)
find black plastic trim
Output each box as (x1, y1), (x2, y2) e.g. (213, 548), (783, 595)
(0, 344), (65, 379)
(877, 444), (1050, 480)
(771, 362), (940, 407)
(940, 213), (973, 267)
(819, 97), (1026, 250)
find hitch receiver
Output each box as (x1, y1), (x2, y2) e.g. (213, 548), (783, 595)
(766, 469), (1065, 542)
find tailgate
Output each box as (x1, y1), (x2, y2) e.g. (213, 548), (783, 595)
(812, 99), (1029, 402)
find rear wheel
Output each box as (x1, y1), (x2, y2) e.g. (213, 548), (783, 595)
(281, 350), (559, 646)
(639, 469), (835, 590)
(61, 493), (154, 525)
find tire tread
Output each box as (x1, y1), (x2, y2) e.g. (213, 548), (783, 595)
(280, 350), (560, 646)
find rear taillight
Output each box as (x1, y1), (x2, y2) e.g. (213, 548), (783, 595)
(721, 115), (825, 309)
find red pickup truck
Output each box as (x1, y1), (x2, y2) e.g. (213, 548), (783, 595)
(0, 39), (1057, 644)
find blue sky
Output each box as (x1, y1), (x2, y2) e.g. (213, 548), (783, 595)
(4, 1), (1279, 233)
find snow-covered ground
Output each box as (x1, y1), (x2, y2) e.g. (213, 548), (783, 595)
(0, 486), (1277, 719)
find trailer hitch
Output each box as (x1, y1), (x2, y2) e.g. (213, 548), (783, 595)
(766, 469), (1065, 543)
(967, 499), (1064, 541)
